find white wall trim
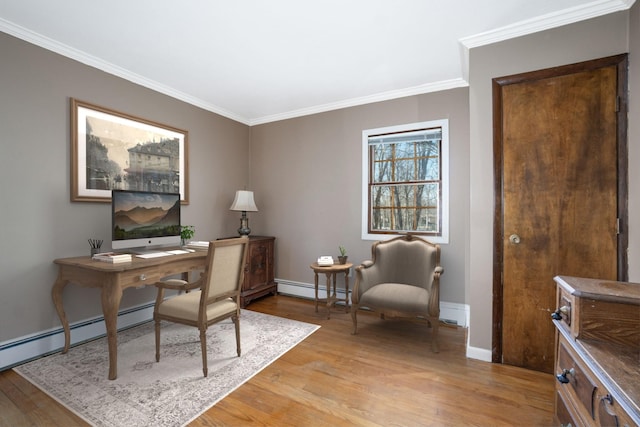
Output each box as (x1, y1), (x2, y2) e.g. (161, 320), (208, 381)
(249, 79), (468, 126)
(458, 0), (634, 82)
(0, 303), (154, 371)
(0, 17), (249, 125)
(465, 345), (492, 362)
(2, 282), (476, 370)
(277, 279), (469, 327)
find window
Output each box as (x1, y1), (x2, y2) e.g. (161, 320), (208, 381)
(362, 119), (449, 243)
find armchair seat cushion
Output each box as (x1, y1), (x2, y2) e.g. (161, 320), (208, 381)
(360, 283), (429, 314)
(157, 290), (236, 322)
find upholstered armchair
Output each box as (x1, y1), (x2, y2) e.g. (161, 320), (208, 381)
(153, 236), (249, 377)
(351, 234), (444, 352)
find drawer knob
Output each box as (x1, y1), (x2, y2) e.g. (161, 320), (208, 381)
(551, 305), (570, 320)
(140, 274), (147, 281)
(556, 368), (575, 384)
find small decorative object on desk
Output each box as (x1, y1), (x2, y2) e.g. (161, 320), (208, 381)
(88, 238), (103, 257)
(180, 225), (195, 246)
(338, 245), (348, 264)
(92, 252), (132, 263)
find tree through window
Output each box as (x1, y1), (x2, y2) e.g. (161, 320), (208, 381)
(362, 120), (449, 243)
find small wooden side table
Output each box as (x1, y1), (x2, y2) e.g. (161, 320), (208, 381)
(310, 261), (353, 319)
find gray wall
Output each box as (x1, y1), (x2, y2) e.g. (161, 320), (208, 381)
(1, 4), (637, 362)
(249, 89), (470, 305)
(0, 33), (250, 341)
(467, 10), (637, 353)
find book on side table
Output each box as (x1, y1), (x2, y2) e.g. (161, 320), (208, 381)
(92, 252), (133, 263)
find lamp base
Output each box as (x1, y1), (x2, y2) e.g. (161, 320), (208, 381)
(237, 213), (251, 236)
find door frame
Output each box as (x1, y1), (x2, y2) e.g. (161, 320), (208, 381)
(491, 54), (629, 364)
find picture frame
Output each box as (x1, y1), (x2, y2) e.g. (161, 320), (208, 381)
(71, 98), (189, 203)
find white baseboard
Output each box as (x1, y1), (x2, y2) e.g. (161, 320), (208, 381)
(466, 345), (492, 362)
(1, 280), (478, 371)
(276, 279), (469, 327)
(0, 303), (154, 371)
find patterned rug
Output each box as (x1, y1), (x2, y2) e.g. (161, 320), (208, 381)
(14, 310), (320, 427)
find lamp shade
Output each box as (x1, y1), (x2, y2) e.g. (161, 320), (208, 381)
(229, 190), (258, 212)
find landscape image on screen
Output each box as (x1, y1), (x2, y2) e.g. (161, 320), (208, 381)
(113, 191), (180, 240)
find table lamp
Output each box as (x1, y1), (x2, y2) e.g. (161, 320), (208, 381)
(229, 190), (259, 235)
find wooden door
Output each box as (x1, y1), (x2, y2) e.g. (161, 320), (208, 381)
(492, 55), (628, 373)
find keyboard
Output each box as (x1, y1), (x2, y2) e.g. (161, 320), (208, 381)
(135, 252), (173, 259)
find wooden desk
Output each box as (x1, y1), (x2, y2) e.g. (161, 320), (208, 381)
(51, 251), (207, 380)
(310, 262), (353, 319)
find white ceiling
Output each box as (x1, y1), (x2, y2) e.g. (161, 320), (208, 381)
(0, 0), (634, 125)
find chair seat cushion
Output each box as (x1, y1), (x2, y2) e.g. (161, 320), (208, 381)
(157, 290), (237, 321)
(360, 283), (429, 313)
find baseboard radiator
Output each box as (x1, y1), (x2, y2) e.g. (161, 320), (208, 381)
(1, 279), (469, 371)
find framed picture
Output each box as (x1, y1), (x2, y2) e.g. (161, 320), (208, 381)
(71, 98), (189, 203)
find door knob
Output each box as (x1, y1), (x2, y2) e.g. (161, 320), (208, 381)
(509, 234), (521, 244)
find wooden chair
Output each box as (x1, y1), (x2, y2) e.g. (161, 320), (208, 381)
(351, 234), (444, 352)
(153, 236), (249, 377)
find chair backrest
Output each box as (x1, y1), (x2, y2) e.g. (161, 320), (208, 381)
(372, 235), (439, 288)
(199, 237), (249, 306)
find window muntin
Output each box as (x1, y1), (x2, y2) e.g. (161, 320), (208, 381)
(362, 120), (449, 243)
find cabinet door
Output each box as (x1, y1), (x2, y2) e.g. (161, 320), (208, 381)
(247, 240), (270, 290)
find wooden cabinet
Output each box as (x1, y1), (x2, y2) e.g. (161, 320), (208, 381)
(240, 236), (277, 307)
(552, 276), (640, 427)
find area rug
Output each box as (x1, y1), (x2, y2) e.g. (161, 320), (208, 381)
(14, 310), (320, 427)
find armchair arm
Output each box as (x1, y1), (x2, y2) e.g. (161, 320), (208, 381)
(352, 260), (381, 304)
(154, 278), (202, 307)
(434, 266), (444, 278)
(155, 279), (189, 290)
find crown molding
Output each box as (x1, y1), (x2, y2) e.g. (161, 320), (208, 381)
(249, 78), (469, 126)
(2, 0), (634, 127)
(0, 18), (251, 125)
(0, 17), (468, 126)
(458, 0), (635, 80)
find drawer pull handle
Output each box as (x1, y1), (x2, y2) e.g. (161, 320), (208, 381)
(556, 368), (575, 384)
(600, 394), (618, 417)
(140, 274), (147, 281)
(551, 305), (570, 320)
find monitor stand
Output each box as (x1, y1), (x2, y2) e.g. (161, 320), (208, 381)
(128, 246), (167, 255)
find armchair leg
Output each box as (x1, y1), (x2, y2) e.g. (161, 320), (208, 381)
(200, 328), (208, 377)
(154, 319), (161, 362)
(351, 306), (358, 335)
(430, 319), (439, 353)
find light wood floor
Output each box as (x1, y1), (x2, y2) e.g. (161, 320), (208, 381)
(0, 295), (555, 426)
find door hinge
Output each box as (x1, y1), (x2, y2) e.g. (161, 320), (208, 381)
(616, 218), (620, 234)
(616, 96), (620, 113)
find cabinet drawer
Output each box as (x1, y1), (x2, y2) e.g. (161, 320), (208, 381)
(557, 340), (598, 420)
(556, 389), (581, 427)
(555, 286), (573, 334)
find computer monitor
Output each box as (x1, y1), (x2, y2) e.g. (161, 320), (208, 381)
(111, 190), (181, 252)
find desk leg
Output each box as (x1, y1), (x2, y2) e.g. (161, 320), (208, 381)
(51, 272), (71, 353)
(101, 281), (123, 380)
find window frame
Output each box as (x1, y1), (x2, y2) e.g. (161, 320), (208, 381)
(361, 119), (449, 243)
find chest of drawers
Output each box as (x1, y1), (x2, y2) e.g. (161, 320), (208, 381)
(552, 276), (640, 427)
